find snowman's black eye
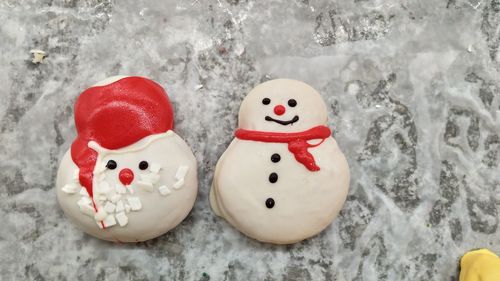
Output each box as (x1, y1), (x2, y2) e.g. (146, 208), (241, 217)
(288, 99), (297, 107)
(139, 161), (149, 170)
(262, 98), (271, 105)
(106, 160), (117, 170)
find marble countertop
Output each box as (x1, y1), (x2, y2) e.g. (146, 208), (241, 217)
(1, 0), (499, 280)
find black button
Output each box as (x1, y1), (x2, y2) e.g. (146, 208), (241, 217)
(269, 173), (278, 183)
(262, 98), (271, 105)
(106, 160), (117, 170)
(138, 161), (149, 170)
(265, 198), (275, 208)
(288, 99), (297, 107)
(271, 153), (281, 163)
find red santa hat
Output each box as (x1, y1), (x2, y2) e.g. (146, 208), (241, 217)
(70, 76), (174, 200)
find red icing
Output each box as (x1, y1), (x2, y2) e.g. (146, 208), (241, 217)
(119, 168), (134, 185)
(274, 105), (286, 115)
(71, 76), (174, 211)
(235, 126), (331, 171)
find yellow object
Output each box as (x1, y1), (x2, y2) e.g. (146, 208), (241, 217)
(459, 249), (500, 281)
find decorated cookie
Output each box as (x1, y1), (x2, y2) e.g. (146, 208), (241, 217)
(56, 76), (197, 242)
(210, 79), (350, 244)
(459, 249), (500, 281)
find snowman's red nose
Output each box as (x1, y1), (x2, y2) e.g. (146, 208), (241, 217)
(119, 168), (134, 185)
(274, 105), (286, 116)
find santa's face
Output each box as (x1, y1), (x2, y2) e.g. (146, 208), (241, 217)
(96, 134), (170, 193)
(238, 79), (328, 132)
(57, 131), (197, 242)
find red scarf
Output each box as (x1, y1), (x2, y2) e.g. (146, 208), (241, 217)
(235, 125), (331, 171)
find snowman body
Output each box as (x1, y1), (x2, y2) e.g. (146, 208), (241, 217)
(210, 79), (350, 244)
(56, 76), (197, 242)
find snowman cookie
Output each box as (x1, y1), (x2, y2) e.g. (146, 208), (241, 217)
(210, 79), (350, 244)
(57, 76), (197, 242)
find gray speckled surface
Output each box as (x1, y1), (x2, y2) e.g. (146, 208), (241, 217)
(1, 0), (499, 280)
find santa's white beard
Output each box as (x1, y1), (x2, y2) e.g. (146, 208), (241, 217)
(74, 163), (189, 229)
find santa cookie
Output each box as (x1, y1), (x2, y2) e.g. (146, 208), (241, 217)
(56, 76), (197, 242)
(210, 79), (350, 244)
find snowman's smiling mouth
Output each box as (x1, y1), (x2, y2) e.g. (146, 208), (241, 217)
(265, 115), (299, 126)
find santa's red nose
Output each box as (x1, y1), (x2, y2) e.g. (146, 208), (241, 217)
(274, 105), (286, 116)
(119, 168), (134, 185)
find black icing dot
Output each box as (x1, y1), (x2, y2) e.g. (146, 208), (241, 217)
(139, 161), (149, 170)
(106, 160), (117, 170)
(288, 99), (297, 107)
(265, 198), (275, 208)
(271, 153), (281, 163)
(269, 172), (278, 183)
(262, 98), (271, 105)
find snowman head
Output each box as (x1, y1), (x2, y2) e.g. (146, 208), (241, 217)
(238, 79), (328, 132)
(83, 130), (191, 228)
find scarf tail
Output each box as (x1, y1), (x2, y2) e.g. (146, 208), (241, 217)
(288, 139), (321, 171)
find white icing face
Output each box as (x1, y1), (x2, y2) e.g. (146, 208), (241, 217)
(57, 131), (197, 242)
(238, 79), (328, 132)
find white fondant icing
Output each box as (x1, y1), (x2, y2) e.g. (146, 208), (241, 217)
(127, 197), (142, 211)
(115, 184), (126, 194)
(175, 165), (189, 181)
(136, 181), (154, 192)
(105, 189), (116, 199)
(77, 197), (92, 206)
(96, 181), (110, 194)
(150, 163), (161, 173)
(140, 173), (160, 185)
(93, 162), (106, 175)
(79, 204), (95, 217)
(104, 202), (116, 213)
(158, 185), (171, 196)
(238, 79), (327, 132)
(110, 194), (121, 203)
(94, 209), (107, 221)
(115, 212), (128, 227)
(173, 179), (184, 190)
(77, 197), (94, 217)
(103, 215), (116, 227)
(115, 201), (124, 213)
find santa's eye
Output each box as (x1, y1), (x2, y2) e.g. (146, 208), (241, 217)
(288, 99), (297, 107)
(106, 160), (117, 170)
(139, 161), (149, 170)
(262, 98), (271, 105)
